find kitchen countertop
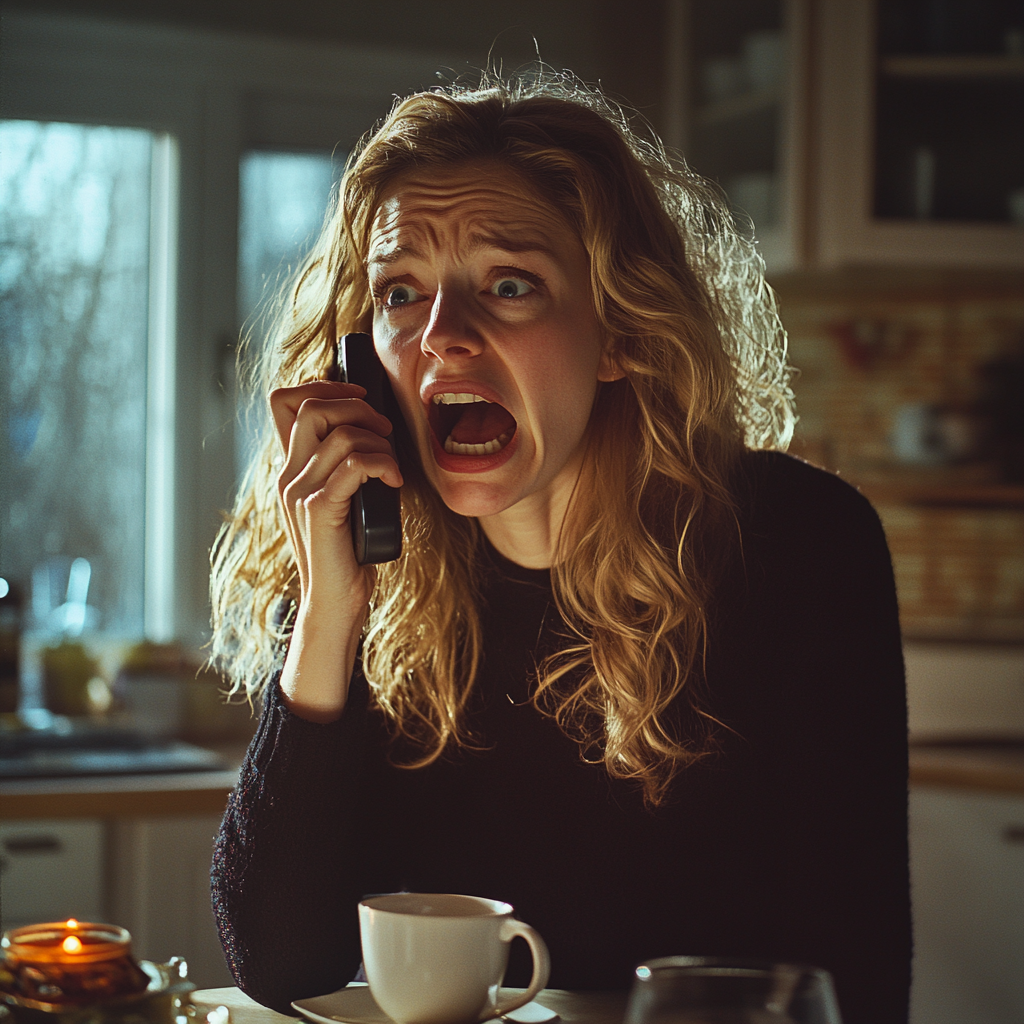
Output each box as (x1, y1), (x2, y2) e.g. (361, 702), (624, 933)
(0, 765), (240, 818)
(0, 741), (247, 819)
(2, 743), (1020, 820)
(908, 742), (1024, 794)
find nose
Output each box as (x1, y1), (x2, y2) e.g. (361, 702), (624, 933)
(420, 287), (484, 361)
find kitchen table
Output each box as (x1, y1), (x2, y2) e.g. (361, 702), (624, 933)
(191, 986), (629, 1024)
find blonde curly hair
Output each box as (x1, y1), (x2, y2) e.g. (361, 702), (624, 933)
(210, 70), (795, 805)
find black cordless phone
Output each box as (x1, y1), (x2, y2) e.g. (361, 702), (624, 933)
(337, 333), (403, 565)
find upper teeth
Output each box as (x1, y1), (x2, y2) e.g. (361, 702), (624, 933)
(432, 393), (490, 405)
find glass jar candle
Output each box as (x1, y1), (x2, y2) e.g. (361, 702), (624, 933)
(0, 920), (151, 1006)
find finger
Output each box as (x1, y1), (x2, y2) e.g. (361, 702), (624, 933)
(277, 423), (397, 593)
(298, 450), (405, 534)
(270, 381), (368, 452)
(284, 400), (393, 476)
(281, 425), (401, 498)
(284, 451), (400, 596)
(279, 440), (401, 553)
(325, 448), (404, 494)
(280, 398), (394, 482)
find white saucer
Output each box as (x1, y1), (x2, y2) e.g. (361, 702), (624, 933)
(292, 985), (559, 1024)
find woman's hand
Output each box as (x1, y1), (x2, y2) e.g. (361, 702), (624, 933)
(270, 379), (403, 722)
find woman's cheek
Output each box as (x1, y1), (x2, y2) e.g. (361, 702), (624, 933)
(372, 315), (407, 375)
(374, 328), (421, 428)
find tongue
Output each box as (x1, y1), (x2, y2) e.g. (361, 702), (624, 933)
(449, 403), (517, 444)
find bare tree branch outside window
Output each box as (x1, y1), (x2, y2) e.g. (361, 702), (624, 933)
(0, 121), (152, 636)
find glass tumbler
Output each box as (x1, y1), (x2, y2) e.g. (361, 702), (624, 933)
(624, 956), (843, 1024)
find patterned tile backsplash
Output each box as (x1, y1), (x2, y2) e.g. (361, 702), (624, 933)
(877, 503), (1023, 641)
(772, 270), (1024, 642)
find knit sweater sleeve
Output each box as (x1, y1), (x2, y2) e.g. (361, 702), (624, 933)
(211, 667), (388, 1013)
(738, 454), (911, 1024)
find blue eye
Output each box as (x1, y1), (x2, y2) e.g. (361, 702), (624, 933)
(491, 278), (532, 299)
(385, 284), (421, 307)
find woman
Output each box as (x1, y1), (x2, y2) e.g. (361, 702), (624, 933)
(211, 73), (910, 1023)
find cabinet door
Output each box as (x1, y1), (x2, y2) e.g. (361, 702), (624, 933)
(106, 815), (233, 989)
(910, 787), (1024, 1024)
(814, 0), (1024, 268)
(665, 0), (814, 274)
(0, 819), (104, 929)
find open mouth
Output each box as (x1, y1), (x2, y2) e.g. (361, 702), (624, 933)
(429, 393), (518, 456)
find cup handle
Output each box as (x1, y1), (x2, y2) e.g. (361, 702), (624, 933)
(484, 919), (551, 1021)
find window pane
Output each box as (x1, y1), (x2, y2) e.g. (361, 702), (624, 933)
(0, 120), (153, 636)
(236, 150), (340, 473)
(238, 150), (339, 326)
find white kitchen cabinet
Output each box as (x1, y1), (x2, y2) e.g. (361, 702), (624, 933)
(0, 814), (231, 989)
(106, 814), (233, 989)
(910, 786), (1024, 1024)
(0, 819), (104, 930)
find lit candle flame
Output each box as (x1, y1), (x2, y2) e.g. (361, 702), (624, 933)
(66, 919), (79, 929)
(62, 935), (83, 954)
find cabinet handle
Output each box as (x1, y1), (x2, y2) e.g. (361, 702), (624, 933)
(1003, 825), (1024, 844)
(3, 835), (62, 854)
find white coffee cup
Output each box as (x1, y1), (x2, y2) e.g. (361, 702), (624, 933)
(358, 893), (551, 1024)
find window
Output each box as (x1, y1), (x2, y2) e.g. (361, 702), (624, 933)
(236, 150), (341, 474)
(1, 10), (458, 648)
(238, 150), (340, 328)
(0, 120), (176, 640)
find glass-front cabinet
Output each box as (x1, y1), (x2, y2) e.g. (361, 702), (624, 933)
(672, 0), (809, 271)
(669, 0), (1024, 272)
(873, 2), (1024, 225)
(815, 0), (1024, 268)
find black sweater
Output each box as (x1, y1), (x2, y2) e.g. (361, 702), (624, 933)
(212, 452), (911, 1023)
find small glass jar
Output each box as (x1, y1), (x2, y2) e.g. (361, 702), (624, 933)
(0, 920), (151, 1007)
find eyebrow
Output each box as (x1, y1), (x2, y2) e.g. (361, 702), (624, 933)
(366, 246), (419, 269)
(366, 233), (559, 269)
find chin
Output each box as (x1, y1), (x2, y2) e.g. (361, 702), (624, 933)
(415, 429), (531, 518)
(432, 478), (523, 519)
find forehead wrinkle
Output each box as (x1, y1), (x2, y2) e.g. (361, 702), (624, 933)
(366, 245), (416, 269)
(367, 172), (578, 268)
(369, 213), (567, 268)
(467, 231), (560, 259)
(386, 175), (517, 205)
